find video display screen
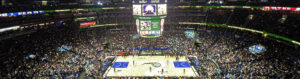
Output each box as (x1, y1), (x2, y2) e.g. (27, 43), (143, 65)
(136, 19), (140, 32)
(138, 19), (161, 38)
(139, 19), (160, 31)
(248, 44), (266, 54)
(158, 4), (167, 15)
(142, 4), (157, 16)
(133, 4), (142, 16)
(160, 19), (164, 32)
(185, 30), (195, 39)
(134, 3), (166, 17)
(140, 20), (152, 30)
(140, 30), (161, 36)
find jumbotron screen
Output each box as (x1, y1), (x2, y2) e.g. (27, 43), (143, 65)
(157, 4), (167, 15)
(133, 0), (167, 38)
(133, 4), (142, 16)
(133, 4), (167, 16)
(142, 4), (157, 16)
(139, 19), (161, 38)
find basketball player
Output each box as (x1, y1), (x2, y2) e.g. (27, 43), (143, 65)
(127, 51), (130, 56)
(133, 60), (135, 66)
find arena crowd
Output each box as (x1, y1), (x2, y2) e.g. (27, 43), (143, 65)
(1, 24), (299, 79)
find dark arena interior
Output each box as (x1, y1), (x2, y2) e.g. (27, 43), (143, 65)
(1, 0), (300, 79)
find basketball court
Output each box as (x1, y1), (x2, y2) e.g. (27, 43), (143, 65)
(103, 56), (199, 78)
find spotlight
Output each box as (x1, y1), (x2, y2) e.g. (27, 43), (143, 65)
(97, 2), (103, 5)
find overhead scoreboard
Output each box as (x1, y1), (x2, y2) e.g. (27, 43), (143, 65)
(133, 0), (167, 38)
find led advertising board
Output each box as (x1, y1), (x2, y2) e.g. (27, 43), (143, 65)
(80, 21), (96, 27)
